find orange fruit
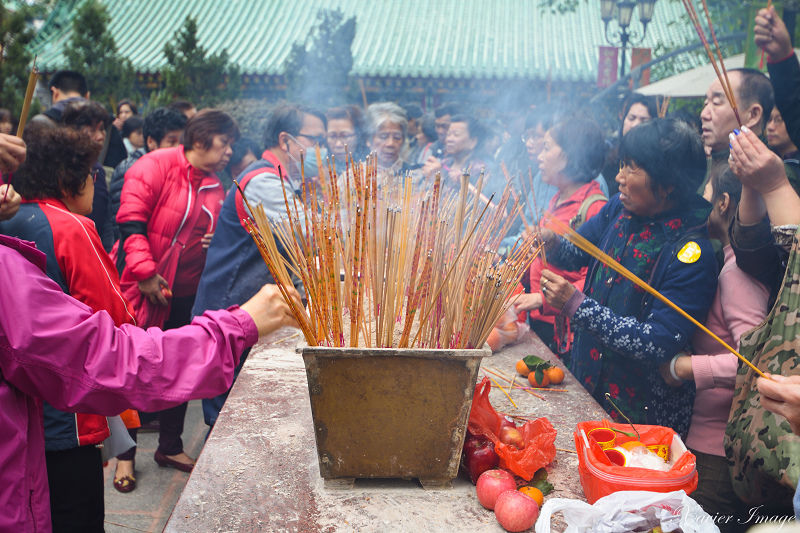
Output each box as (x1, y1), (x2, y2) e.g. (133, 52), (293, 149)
(528, 369), (550, 388)
(516, 360), (531, 377)
(486, 329), (502, 352)
(518, 486), (544, 507)
(545, 366), (565, 384)
(620, 440), (647, 451)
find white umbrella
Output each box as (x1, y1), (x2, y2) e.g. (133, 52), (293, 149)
(635, 50), (799, 97)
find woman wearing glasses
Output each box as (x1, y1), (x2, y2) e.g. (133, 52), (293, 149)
(0, 125), (138, 531)
(116, 109), (238, 474)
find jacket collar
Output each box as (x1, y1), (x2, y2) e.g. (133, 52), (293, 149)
(260, 150), (286, 179)
(0, 234), (47, 272)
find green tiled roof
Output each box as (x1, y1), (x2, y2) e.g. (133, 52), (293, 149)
(30, 0), (702, 82)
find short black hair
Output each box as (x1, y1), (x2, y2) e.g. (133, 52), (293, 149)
(524, 107), (555, 132)
(710, 165), (742, 207)
(16, 126), (100, 200)
(548, 116), (606, 184)
(169, 100), (195, 113)
(434, 102), (463, 119)
(401, 103), (424, 120)
(0, 108), (12, 124)
(228, 137), (261, 172)
(182, 109), (240, 150)
(730, 68), (774, 130)
(419, 113), (436, 142)
(121, 116), (143, 139)
(620, 118), (706, 201)
(142, 108), (187, 151)
(263, 104), (327, 149)
(448, 114), (487, 146)
(61, 100), (111, 129)
(622, 94), (658, 122)
(48, 70), (88, 97)
(667, 108), (702, 135)
(117, 99), (138, 116)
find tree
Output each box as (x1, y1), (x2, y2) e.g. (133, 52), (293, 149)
(284, 9), (357, 108)
(64, 0), (136, 110)
(0, 3), (42, 120)
(152, 17), (240, 108)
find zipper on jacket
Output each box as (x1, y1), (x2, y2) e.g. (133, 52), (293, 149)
(172, 170), (193, 247)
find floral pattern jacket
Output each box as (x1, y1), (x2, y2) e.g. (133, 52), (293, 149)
(551, 194), (718, 435)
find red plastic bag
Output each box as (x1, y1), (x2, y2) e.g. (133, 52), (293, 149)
(573, 420), (698, 503)
(467, 377), (557, 480)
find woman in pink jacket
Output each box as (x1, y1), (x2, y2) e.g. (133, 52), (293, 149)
(117, 109), (238, 473)
(661, 166), (769, 530)
(0, 132), (302, 532)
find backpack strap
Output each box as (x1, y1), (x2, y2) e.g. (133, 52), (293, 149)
(570, 193), (607, 230)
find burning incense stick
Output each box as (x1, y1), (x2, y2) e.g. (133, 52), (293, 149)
(17, 57), (38, 139)
(543, 212), (770, 379)
(681, 0), (741, 127)
(759, 0), (773, 68)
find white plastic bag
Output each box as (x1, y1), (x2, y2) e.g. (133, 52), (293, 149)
(535, 489), (720, 533)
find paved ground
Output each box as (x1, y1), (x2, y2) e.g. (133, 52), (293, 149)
(102, 400), (208, 533)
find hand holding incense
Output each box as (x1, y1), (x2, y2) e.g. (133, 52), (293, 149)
(543, 211), (771, 380)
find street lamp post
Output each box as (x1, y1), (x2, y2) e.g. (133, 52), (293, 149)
(601, 0), (658, 78)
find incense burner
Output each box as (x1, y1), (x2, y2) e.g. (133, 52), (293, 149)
(298, 343), (491, 489)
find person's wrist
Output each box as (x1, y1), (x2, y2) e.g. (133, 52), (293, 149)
(669, 354), (683, 382)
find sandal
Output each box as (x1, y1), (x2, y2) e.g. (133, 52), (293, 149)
(113, 474), (136, 493)
(113, 459), (136, 493)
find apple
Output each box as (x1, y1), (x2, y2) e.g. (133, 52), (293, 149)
(494, 489), (540, 532)
(498, 426), (525, 449)
(476, 469), (517, 510)
(500, 416), (516, 429)
(462, 436), (500, 484)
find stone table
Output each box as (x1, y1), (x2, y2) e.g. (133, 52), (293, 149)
(165, 329), (608, 532)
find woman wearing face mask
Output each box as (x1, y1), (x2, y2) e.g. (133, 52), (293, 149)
(116, 109), (239, 473)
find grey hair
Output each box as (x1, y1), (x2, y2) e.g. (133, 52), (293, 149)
(365, 102), (408, 139)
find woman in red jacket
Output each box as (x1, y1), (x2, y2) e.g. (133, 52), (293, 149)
(514, 116), (607, 355)
(117, 109), (240, 473)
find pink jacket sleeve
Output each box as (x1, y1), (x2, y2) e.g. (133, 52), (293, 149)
(117, 156), (161, 281)
(0, 244), (258, 415)
(691, 264), (769, 392)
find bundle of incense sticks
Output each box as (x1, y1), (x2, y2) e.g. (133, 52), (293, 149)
(680, 0), (741, 127)
(242, 154), (542, 350)
(542, 211), (769, 379)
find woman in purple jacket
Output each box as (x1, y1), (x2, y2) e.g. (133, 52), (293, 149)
(0, 132), (302, 533)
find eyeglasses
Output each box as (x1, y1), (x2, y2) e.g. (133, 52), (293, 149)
(327, 132), (357, 143)
(293, 132), (327, 147)
(522, 133), (543, 143)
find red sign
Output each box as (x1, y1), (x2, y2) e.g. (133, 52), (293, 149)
(598, 46), (619, 88)
(631, 47), (652, 87)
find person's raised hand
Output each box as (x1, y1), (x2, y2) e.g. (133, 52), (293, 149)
(513, 292), (543, 312)
(138, 273), (170, 306)
(540, 269), (575, 311)
(729, 126), (787, 195)
(754, 6), (793, 62)
(757, 373), (800, 436)
(0, 184), (21, 221)
(240, 284), (304, 337)
(0, 133), (26, 174)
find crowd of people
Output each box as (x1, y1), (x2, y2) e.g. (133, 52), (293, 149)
(0, 5), (799, 532)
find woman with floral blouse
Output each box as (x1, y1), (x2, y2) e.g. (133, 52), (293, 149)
(538, 119), (719, 435)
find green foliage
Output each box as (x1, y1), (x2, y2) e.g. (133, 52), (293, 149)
(154, 17), (240, 108)
(0, 2), (42, 119)
(284, 9), (356, 108)
(64, 0), (136, 110)
(216, 98), (278, 143)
